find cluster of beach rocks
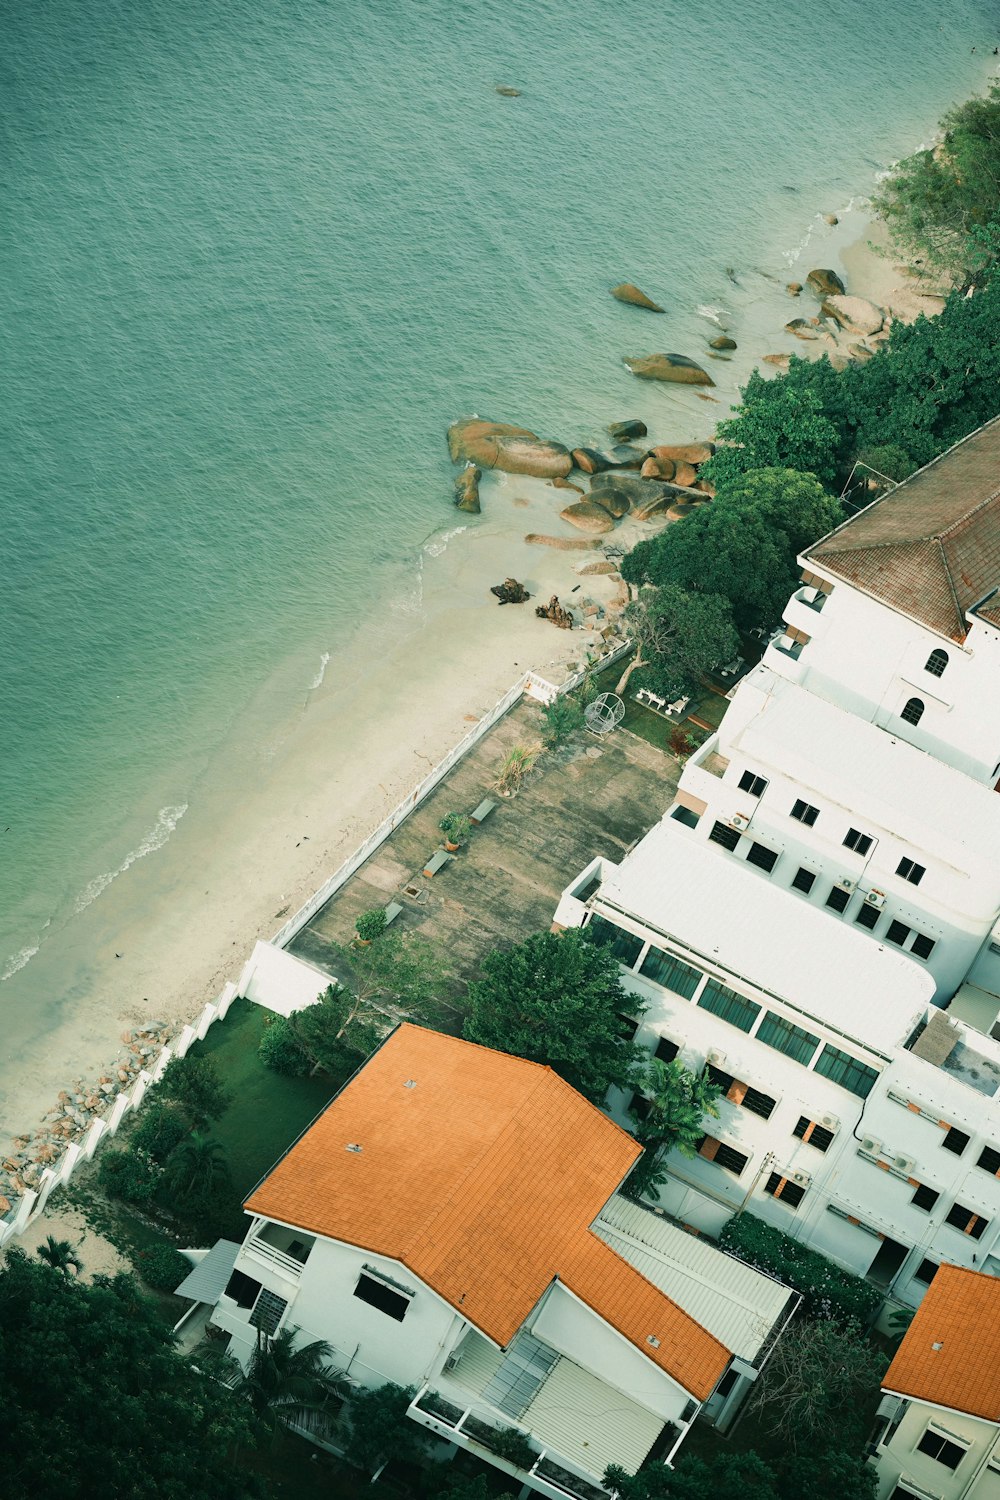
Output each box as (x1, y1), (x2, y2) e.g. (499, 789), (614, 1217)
(772, 267), (896, 373)
(448, 417), (716, 539)
(0, 1023), (172, 1211)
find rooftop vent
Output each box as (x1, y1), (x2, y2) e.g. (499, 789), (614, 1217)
(346, 1143), (363, 1153)
(647, 1335), (661, 1348)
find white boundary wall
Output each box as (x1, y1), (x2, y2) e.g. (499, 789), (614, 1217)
(0, 642), (631, 1250)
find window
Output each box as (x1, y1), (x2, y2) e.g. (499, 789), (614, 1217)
(225, 1269), (263, 1309)
(650, 1037), (678, 1066)
(942, 1126), (970, 1155)
(916, 1427), (968, 1470)
(698, 980), (761, 1034)
(746, 842), (779, 872)
(843, 828), (874, 855)
(709, 820), (742, 852)
(793, 1116), (834, 1152)
(896, 857), (925, 886)
(855, 904), (880, 931)
(913, 1258), (939, 1286)
(630, 1092), (652, 1121)
(738, 771), (768, 797)
(791, 867), (816, 894)
(925, 649), (948, 677)
(249, 1288), (288, 1335)
(354, 1270), (412, 1321)
(640, 948), (702, 1000)
(886, 920), (911, 947)
(699, 1137), (748, 1176)
(813, 1044), (878, 1099)
(901, 697), (925, 726)
(977, 1145), (1000, 1176)
(671, 804), (701, 829)
(791, 799), (819, 826)
(765, 1173), (805, 1208)
(826, 885), (851, 913)
(707, 1064), (736, 1094)
(911, 1184), (939, 1212)
(944, 1203), (988, 1239)
(742, 1086), (778, 1120)
(756, 1012), (820, 1066)
(617, 1013), (641, 1041)
(586, 914), (644, 967)
(910, 933), (936, 960)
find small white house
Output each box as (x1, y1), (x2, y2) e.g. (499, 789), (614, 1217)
(192, 1024), (797, 1499)
(871, 1264), (1000, 1499)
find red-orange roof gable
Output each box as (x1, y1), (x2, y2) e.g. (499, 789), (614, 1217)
(885, 1264), (1000, 1422)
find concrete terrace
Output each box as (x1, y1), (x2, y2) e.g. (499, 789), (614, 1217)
(287, 696), (678, 1006)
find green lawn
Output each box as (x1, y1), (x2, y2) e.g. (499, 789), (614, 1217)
(195, 998), (341, 1204)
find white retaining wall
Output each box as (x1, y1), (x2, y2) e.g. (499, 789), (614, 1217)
(0, 642), (631, 1251)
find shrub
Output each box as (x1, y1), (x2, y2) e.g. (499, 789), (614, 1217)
(156, 1054), (231, 1127)
(355, 907), (388, 942)
(540, 695), (585, 746)
(488, 1425), (536, 1470)
(135, 1241), (191, 1292)
(97, 1147), (161, 1205)
(344, 1382), (419, 1472)
(720, 1212), (881, 1325)
(131, 1102), (190, 1164)
(493, 743), (541, 796)
(667, 726), (691, 759)
(258, 1014), (310, 1076)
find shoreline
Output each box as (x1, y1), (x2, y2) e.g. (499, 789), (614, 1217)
(0, 177), (958, 1160)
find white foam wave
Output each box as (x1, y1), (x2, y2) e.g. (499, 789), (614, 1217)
(696, 303), (729, 329)
(1, 944), (40, 982)
(75, 803), (189, 914)
(309, 652), (330, 690)
(424, 524), (468, 559)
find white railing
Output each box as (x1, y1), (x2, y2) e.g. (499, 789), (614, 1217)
(243, 1236), (307, 1280)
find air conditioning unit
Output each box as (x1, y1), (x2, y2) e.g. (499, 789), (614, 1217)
(444, 1352), (461, 1373)
(792, 1170), (812, 1186)
(730, 813), (751, 831)
(707, 1047), (728, 1068)
(821, 1114), (840, 1132)
(865, 889), (887, 909)
(836, 877), (856, 893)
(894, 1155), (916, 1176)
(860, 1135), (882, 1156)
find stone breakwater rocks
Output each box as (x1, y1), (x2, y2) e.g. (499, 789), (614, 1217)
(447, 418), (572, 478)
(624, 353), (715, 386)
(453, 463), (481, 513)
(0, 1024), (176, 1205)
(610, 282), (665, 312)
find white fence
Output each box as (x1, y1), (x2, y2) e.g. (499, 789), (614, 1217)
(0, 639), (631, 1251)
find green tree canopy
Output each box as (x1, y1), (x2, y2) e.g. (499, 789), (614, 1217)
(227, 1325), (346, 1436)
(0, 1250), (261, 1500)
(343, 1381), (420, 1474)
(871, 84), (1000, 286)
(704, 380), (842, 490)
(622, 1058), (721, 1203)
(615, 585), (739, 699)
(157, 1053), (232, 1127)
(606, 1451), (780, 1500)
(463, 929), (645, 1102)
(622, 469), (841, 634)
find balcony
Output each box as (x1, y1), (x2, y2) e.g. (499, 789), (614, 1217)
(242, 1221), (315, 1282)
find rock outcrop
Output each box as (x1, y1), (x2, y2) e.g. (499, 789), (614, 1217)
(551, 476), (585, 493)
(762, 353), (791, 372)
(525, 533), (603, 550)
(607, 419), (647, 442)
(453, 463), (482, 512)
(641, 455), (676, 480)
(535, 595), (574, 628)
(493, 435), (573, 477)
(571, 447), (612, 474)
(607, 444), (647, 468)
(820, 294), (885, 336)
(785, 318), (819, 341)
(561, 501), (616, 534)
(709, 335), (737, 351)
(448, 418), (537, 464)
(624, 353), (715, 386)
(786, 282), (803, 296)
(611, 282), (665, 312)
(647, 442), (714, 465)
(496, 86), (521, 96)
(806, 267), (846, 297)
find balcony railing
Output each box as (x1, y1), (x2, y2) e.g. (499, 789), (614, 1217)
(243, 1236), (307, 1280)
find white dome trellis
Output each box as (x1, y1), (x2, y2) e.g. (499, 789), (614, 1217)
(585, 692), (625, 736)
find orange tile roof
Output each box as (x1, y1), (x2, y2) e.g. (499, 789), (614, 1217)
(246, 1024), (730, 1401)
(805, 416), (1000, 643)
(884, 1265), (1000, 1421)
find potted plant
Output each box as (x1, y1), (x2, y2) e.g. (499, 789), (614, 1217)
(439, 812), (472, 852)
(354, 907), (387, 947)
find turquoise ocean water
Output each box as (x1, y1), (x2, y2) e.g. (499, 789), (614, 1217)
(1, 0), (996, 1006)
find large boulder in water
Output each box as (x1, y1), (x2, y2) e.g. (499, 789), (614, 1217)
(572, 447), (612, 474)
(641, 455), (676, 480)
(709, 335), (737, 351)
(624, 353), (715, 386)
(647, 442), (715, 465)
(493, 435), (573, 477)
(820, 294), (885, 336)
(608, 418), (647, 442)
(448, 418), (538, 465)
(560, 501), (616, 534)
(806, 267), (846, 297)
(453, 463), (482, 513)
(611, 282), (665, 313)
(607, 444), (647, 469)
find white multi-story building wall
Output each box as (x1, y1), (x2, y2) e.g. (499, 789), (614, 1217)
(871, 1264), (1000, 1500)
(187, 1024), (796, 1500)
(554, 416), (1000, 1306)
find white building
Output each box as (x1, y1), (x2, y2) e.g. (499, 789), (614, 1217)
(190, 1024), (796, 1500)
(553, 417), (1000, 1306)
(871, 1263), (1000, 1500)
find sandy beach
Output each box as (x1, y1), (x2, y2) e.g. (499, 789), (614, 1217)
(0, 202), (939, 1161)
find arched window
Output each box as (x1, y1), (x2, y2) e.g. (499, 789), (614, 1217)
(925, 649), (948, 678)
(901, 697), (925, 726)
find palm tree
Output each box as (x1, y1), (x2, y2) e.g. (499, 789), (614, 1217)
(163, 1132), (230, 1202)
(36, 1235), (83, 1277)
(239, 1326), (347, 1437)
